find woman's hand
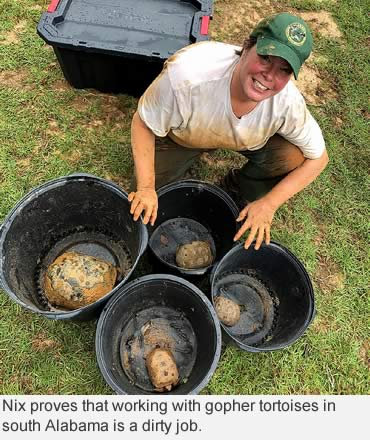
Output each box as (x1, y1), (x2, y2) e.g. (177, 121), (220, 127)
(233, 197), (277, 250)
(128, 188), (158, 226)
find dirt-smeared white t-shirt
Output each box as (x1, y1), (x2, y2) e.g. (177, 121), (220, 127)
(138, 41), (325, 159)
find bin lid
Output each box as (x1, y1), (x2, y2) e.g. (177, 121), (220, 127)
(38, 0), (213, 60)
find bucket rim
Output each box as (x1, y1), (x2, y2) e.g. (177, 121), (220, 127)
(157, 179), (240, 218)
(1, 173), (129, 231)
(95, 273), (222, 394)
(0, 173), (148, 319)
(210, 241), (315, 352)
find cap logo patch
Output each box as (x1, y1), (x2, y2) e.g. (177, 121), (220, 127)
(286, 23), (307, 46)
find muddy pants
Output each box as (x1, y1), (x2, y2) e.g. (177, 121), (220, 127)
(132, 134), (305, 206)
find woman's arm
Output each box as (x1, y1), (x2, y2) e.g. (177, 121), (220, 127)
(234, 149), (329, 249)
(128, 111), (158, 226)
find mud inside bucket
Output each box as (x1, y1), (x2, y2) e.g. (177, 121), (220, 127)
(0, 174), (147, 320)
(96, 274), (221, 394)
(148, 180), (239, 277)
(211, 242), (315, 351)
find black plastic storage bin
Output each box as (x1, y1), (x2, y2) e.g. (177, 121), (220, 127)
(37, 0), (213, 96)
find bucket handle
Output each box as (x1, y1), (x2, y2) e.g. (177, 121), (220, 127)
(67, 172), (98, 179)
(308, 304), (316, 325)
(139, 225), (149, 257)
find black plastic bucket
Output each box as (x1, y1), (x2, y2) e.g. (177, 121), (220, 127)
(210, 242), (315, 352)
(148, 180), (239, 277)
(0, 174), (148, 320)
(96, 274), (221, 394)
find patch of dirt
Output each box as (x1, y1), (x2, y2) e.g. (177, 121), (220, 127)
(302, 388), (324, 395)
(45, 387), (59, 394)
(10, 375), (34, 393)
(16, 157), (31, 169)
(294, 62), (337, 105)
(300, 12), (342, 39)
(0, 20), (27, 45)
(334, 116), (344, 127)
(211, 2), (341, 44)
(30, 5), (43, 11)
(32, 141), (43, 155)
(198, 151), (245, 183)
(31, 334), (60, 352)
(45, 62), (59, 75)
(359, 340), (370, 369)
(82, 119), (105, 130)
(0, 69), (31, 89)
(200, 152), (238, 169)
(61, 150), (83, 164)
(53, 80), (72, 92)
(45, 120), (65, 138)
(311, 317), (332, 334)
(100, 95), (125, 118)
(71, 96), (91, 113)
(81, 95), (126, 129)
(211, 0), (281, 45)
(313, 222), (327, 247)
(314, 255), (345, 293)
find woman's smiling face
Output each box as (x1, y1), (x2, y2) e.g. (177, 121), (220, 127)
(236, 45), (293, 102)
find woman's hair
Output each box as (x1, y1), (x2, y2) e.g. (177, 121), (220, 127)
(235, 36), (258, 56)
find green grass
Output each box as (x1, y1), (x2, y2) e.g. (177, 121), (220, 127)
(0, 0), (369, 394)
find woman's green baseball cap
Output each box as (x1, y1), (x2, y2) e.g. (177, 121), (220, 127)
(251, 12), (313, 79)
